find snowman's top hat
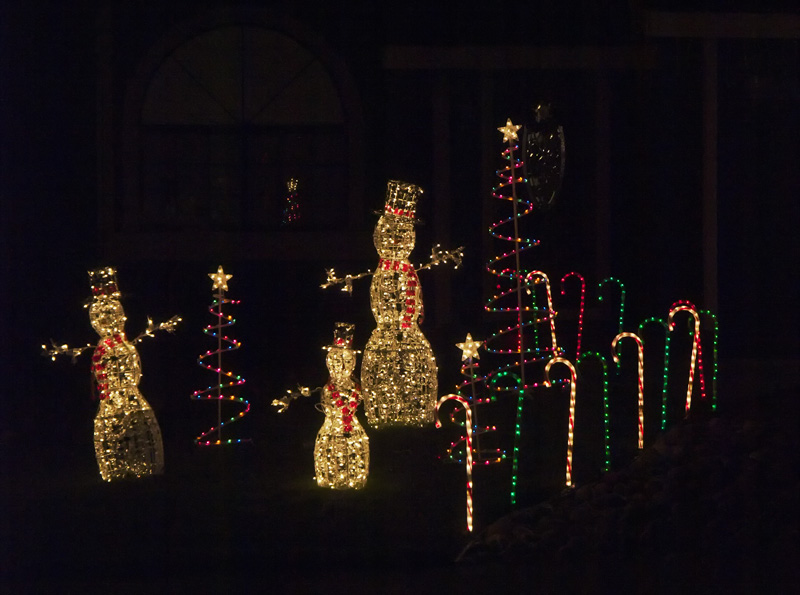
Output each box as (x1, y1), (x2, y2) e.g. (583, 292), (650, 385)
(88, 266), (121, 300)
(323, 322), (360, 353)
(383, 180), (422, 220)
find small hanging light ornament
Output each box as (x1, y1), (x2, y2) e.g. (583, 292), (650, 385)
(44, 267), (180, 481)
(281, 178), (302, 226)
(272, 323), (369, 489)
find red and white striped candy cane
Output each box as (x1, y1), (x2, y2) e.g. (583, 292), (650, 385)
(435, 394), (473, 532)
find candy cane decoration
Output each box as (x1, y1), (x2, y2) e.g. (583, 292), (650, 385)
(699, 309), (719, 412)
(576, 351), (611, 473)
(670, 300), (707, 400)
(561, 271), (586, 360)
(612, 332), (645, 449)
(598, 277), (626, 335)
(526, 270), (559, 356)
(544, 357), (577, 488)
(435, 394), (474, 533)
(668, 304), (704, 416)
(638, 317), (671, 430)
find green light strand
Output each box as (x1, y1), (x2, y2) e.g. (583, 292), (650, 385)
(598, 277), (626, 335)
(638, 317), (671, 430)
(488, 371), (522, 505)
(699, 309), (719, 412)
(576, 351), (610, 473)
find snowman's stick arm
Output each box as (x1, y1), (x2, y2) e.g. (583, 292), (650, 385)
(320, 269), (373, 293)
(42, 340), (93, 363)
(272, 385), (321, 413)
(415, 245), (464, 272)
(132, 315), (182, 344)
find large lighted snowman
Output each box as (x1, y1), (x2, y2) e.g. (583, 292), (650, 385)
(45, 267), (179, 481)
(360, 180), (438, 427)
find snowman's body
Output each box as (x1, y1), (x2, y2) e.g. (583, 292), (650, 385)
(89, 299), (164, 481)
(361, 212), (437, 427)
(314, 344), (369, 489)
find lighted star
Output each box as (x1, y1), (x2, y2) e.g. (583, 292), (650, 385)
(209, 266), (233, 291)
(498, 118), (521, 143)
(456, 333), (482, 361)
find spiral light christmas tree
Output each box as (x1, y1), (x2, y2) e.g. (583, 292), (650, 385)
(442, 334), (506, 467)
(44, 267), (180, 481)
(272, 323), (369, 489)
(484, 119), (561, 505)
(191, 266), (250, 446)
(322, 180), (463, 427)
(281, 178), (301, 226)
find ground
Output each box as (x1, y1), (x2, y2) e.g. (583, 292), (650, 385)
(2, 385), (797, 594)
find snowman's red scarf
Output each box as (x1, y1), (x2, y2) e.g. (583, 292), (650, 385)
(91, 333), (126, 400)
(378, 259), (420, 329)
(327, 383), (362, 434)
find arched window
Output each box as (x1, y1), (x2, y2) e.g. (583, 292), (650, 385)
(115, 12), (365, 258)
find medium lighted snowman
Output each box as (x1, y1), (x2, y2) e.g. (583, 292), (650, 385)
(360, 180), (439, 427)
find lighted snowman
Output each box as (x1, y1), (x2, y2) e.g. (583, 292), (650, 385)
(273, 322), (369, 489)
(360, 180), (438, 427)
(45, 267), (178, 481)
(89, 268), (167, 480)
(314, 323), (369, 488)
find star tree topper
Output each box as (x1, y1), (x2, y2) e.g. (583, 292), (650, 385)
(456, 333), (482, 361)
(498, 118), (521, 143)
(209, 266), (233, 292)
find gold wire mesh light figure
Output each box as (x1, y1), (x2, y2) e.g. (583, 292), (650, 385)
(362, 181), (438, 426)
(321, 181), (462, 427)
(44, 267), (180, 481)
(273, 323), (369, 489)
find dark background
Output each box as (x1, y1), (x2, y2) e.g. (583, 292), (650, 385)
(1, 1), (798, 591)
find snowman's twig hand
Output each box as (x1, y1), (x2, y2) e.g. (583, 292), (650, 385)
(321, 269), (372, 294)
(272, 385), (316, 413)
(417, 245), (464, 271)
(42, 340), (92, 363)
(134, 315), (182, 343)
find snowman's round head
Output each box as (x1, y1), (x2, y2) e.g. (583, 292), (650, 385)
(88, 297), (126, 337)
(326, 346), (357, 383)
(373, 214), (415, 260)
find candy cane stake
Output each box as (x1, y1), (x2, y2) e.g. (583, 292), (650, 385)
(612, 332), (645, 449)
(526, 270), (559, 356)
(668, 305), (703, 416)
(435, 395), (474, 533)
(598, 277), (626, 335)
(699, 309), (719, 412)
(561, 272), (586, 360)
(576, 351), (611, 473)
(638, 317), (671, 430)
(544, 357), (577, 488)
